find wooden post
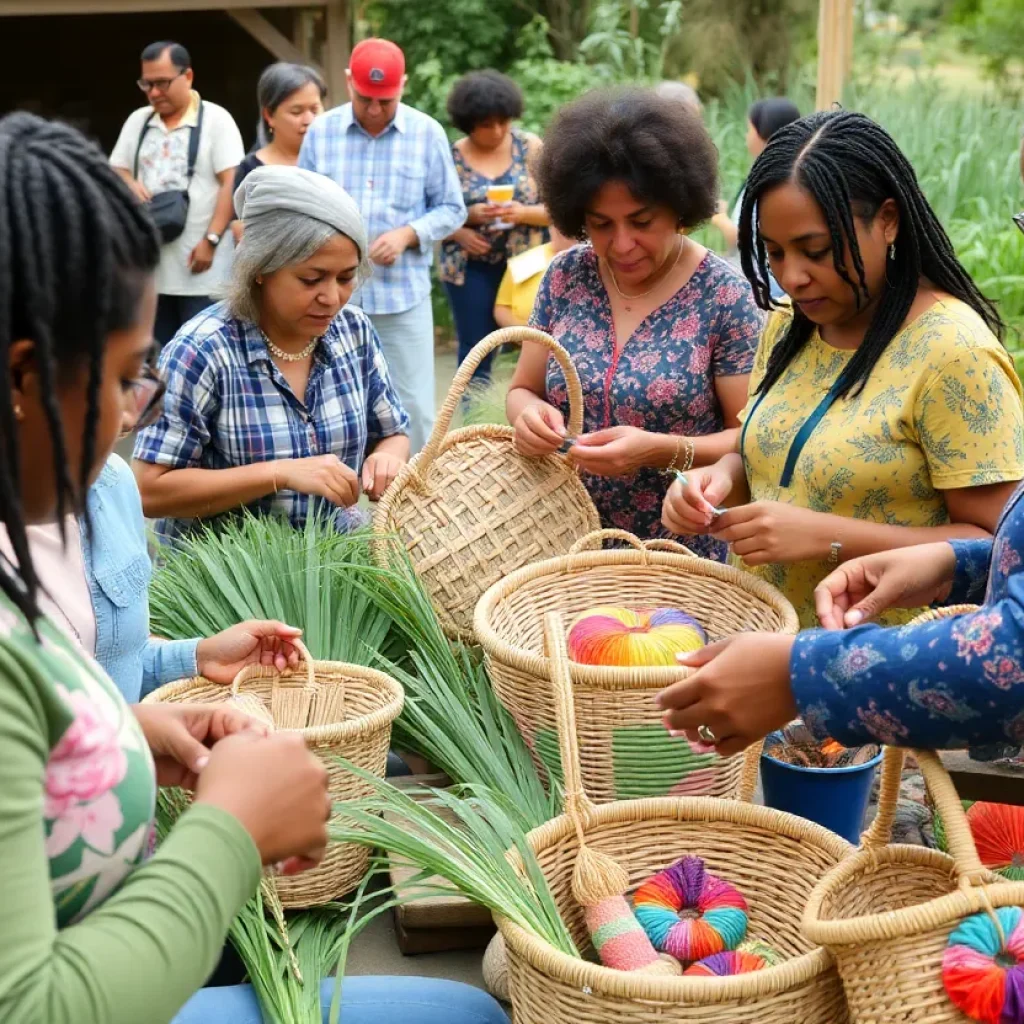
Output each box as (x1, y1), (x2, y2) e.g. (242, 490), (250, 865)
(293, 7), (316, 62)
(816, 0), (854, 111)
(324, 0), (350, 107)
(841, 0), (855, 79)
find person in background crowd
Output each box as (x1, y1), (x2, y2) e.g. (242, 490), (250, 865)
(134, 166), (410, 546)
(110, 41), (244, 346)
(714, 96), (802, 299)
(231, 62), (327, 243)
(663, 110), (1024, 629)
(493, 224), (574, 329)
(440, 70), (549, 383)
(507, 88), (762, 559)
(299, 38), (466, 454)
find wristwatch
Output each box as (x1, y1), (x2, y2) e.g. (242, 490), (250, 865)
(206, 232), (222, 247)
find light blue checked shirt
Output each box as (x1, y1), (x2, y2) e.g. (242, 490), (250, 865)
(298, 103), (466, 315)
(133, 302), (409, 545)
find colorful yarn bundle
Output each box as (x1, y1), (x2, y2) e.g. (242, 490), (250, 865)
(632, 856), (749, 963)
(936, 802), (1024, 882)
(683, 950), (768, 977)
(737, 938), (784, 967)
(567, 606), (707, 667)
(943, 907), (1024, 1023)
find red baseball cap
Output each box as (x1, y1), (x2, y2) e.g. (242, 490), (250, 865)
(349, 39), (406, 100)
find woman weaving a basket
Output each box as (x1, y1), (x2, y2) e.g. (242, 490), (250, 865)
(134, 166), (411, 546)
(506, 87), (763, 561)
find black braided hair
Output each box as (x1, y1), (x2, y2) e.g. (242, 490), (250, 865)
(738, 109), (1003, 400)
(0, 112), (159, 622)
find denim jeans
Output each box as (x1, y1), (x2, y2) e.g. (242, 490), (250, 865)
(443, 261), (507, 387)
(172, 976), (509, 1024)
(155, 294), (214, 347)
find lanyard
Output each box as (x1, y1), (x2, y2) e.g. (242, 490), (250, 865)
(740, 377), (846, 489)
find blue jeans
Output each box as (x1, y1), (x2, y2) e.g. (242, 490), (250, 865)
(444, 261), (507, 386)
(155, 294), (214, 347)
(172, 976), (509, 1024)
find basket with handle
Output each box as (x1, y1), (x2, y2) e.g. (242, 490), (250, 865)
(143, 639), (404, 908)
(801, 604), (1024, 1022)
(474, 528), (800, 802)
(494, 611), (852, 1023)
(372, 326), (599, 642)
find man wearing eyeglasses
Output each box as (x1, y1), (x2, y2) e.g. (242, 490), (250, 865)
(110, 41), (244, 346)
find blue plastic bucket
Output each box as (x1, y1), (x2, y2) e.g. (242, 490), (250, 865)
(760, 731), (883, 844)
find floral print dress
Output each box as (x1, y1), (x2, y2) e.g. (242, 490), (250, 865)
(529, 245), (762, 558)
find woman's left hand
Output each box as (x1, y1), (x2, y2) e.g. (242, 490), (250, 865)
(132, 703), (271, 789)
(711, 501), (832, 565)
(656, 634), (798, 757)
(569, 426), (655, 477)
(196, 620), (303, 685)
(361, 451), (405, 501)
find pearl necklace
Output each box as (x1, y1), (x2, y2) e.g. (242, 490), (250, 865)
(605, 237), (685, 312)
(262, 331), (319, 362)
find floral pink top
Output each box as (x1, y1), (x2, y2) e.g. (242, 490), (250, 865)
(530, 245), (762, 558)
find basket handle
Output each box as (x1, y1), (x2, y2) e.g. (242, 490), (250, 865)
(230, 637), (316, 694)
(736, 741), (765, 804)
(643, 538), (697, 558)
(568, 529), (649, 560)
(859, 746), (907, 849)
(415, 326), (586, 481)
(543, 611), (598, 829)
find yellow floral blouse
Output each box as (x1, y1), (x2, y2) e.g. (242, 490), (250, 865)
(738, 298), (1024, 627)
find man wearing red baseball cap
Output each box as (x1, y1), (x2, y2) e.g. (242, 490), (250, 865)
(299, 38), (466, 455)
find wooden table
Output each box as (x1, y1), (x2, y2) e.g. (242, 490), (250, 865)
(940, 751), (1024, 806)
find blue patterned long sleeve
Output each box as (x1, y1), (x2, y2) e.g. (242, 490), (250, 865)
(790, 484), (1024, 750)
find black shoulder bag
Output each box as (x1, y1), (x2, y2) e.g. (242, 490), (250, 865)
(133, 101), (205, 244)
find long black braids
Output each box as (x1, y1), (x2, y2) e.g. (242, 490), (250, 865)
(0, 112), (159, 623)
(738, 109), (1003, 400)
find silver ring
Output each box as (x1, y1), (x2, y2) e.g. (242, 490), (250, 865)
(697, 724), (717, 744)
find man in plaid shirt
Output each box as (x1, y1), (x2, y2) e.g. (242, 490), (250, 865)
(299, 38), (466, 454)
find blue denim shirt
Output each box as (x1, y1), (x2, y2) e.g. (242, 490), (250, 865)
(83, 455), (199, 701)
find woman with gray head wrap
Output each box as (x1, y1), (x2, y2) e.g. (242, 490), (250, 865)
(134, 164), (411, 545)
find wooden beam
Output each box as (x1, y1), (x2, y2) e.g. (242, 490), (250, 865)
(0, 0), (323, 13)
(815, 0), (851, 111)
(227, 7), (324, 74)
(324, 0), (350, 107)
(293, 7), (317, 61)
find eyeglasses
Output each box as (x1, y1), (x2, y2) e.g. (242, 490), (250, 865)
(124, 363), (165, 435)
(137, 70), (187, 93)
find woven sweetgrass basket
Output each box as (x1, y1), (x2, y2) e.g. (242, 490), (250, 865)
(495, 613), (852, 1024)
(474, 528), (799, 803)
(801, 604), (1024, 1023)
(144, 640), (404, 908)
(373, 326), (599, 642)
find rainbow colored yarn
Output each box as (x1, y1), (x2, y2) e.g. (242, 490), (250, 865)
(567, 607), (707, 667)
(632, 856), (749, 963)
(943, 907), (1024, 1023)
(586, 895), (665, 972)
(683, 950), (767, 977)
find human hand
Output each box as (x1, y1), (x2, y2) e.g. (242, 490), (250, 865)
(569, 426), (655, 478)
(369, 227), (415, 266)
(194, 731), (330, 871)
(466, 202), (502, 227)
(710, 501), (832, 566)
(132, 703), (271, 789)
(814, 542), (957, 630)
(188, 238), (215, 274)
(661, 462), (733, 535)
(453, 227), (492, 257)
(361, 450), (406, 501)
(656, 634), (798, 757)
(196, 620), (304, 684)
(513, 402), (567, 457)
(277, 454), (360, 506)
(495, 201), (527, 226)
(129, 178), (153, 204)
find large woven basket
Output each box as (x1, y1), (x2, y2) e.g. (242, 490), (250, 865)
(801, 604), (1024, 1023)
(144, 640), (404, 908)
(495, 612), (852, 1023)
(474, 528), (800, 802)
(373, 326), (599, 642)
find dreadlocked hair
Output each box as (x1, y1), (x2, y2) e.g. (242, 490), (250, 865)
(739, 109), (1003, 400)
(0, 112), (159, 623)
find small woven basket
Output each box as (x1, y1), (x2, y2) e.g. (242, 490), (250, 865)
(495, 612), (852, 1024)
(801, 604), (1024, 1023)
(144, 640), (404, 908)
(474, 528), (800, 802)
(372, 326), (599, 642)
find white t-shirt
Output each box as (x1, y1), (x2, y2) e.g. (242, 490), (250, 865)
(110, 93), (244, 297)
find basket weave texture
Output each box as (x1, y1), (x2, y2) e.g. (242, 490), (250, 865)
(373, 326), (599, 642)
(494, 611), (852, 1024)
(801, 604), (1024, 1023)
(474, 529), (800, 802)
(144, 640), (403, 908)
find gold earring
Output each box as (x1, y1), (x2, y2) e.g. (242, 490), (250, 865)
(13, 404), (22, 419)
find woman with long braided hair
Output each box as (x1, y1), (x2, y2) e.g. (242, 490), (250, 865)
(663, 109), (1024, 628)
